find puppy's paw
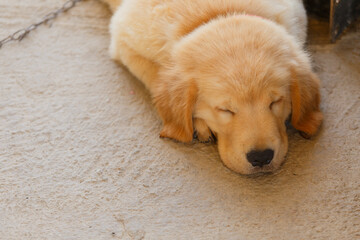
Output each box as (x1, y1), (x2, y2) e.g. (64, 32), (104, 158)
(194, 118), (214, 143)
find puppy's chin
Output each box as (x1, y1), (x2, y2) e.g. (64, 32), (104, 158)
(220, 150), (287, 175)
(247, 164), (279, 175)
(225, 163), (273, 175)
(227, 162), (282, 175)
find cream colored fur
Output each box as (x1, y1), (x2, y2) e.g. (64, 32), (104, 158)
(100, 0), (322, 174)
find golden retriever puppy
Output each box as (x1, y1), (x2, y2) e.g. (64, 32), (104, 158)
(101, 0), (323, 174)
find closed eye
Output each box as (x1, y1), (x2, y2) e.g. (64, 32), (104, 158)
(216, 107), (235, 115)
(269, 98), (283, 110)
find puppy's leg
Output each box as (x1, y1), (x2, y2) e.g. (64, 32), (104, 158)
(194, 118), (214, 143)
(110, 40), (159, 89)
(100, 0), (122, 12)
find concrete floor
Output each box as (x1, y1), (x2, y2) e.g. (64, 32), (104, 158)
(0, 0), (359, 239)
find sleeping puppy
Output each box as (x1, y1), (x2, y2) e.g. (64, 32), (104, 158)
(101, 0), (323, 174)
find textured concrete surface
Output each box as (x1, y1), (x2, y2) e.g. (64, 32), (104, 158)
(0, 0), (359, 239)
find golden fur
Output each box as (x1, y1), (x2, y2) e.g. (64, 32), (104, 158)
(101, 0), (323, 174)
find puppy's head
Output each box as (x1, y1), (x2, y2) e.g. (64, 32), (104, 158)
(154, 15), (322, 174)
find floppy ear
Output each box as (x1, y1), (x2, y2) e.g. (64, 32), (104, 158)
(290, 68), (323, 138)
(152, 69), (197, 143)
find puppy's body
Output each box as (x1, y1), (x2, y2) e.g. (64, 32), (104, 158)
(102, 0), (323, 174)
(107, 0), (306, 87)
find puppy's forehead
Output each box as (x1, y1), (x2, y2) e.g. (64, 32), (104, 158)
(205, 95), (233, 107)
(199, 69), (290, 101)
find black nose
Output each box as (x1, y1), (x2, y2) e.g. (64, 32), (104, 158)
(246, 149), (274, 167)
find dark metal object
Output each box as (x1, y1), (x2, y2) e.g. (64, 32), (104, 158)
(0, 0), (83, 50)
(330, 0), (360, 42)
(304, 0), (360, 42)
(304, 0), (331, 19)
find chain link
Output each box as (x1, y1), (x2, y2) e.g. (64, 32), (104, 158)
(0, 0), (83, 49)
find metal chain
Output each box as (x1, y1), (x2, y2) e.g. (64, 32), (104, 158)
(0, 0), (83, 50)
